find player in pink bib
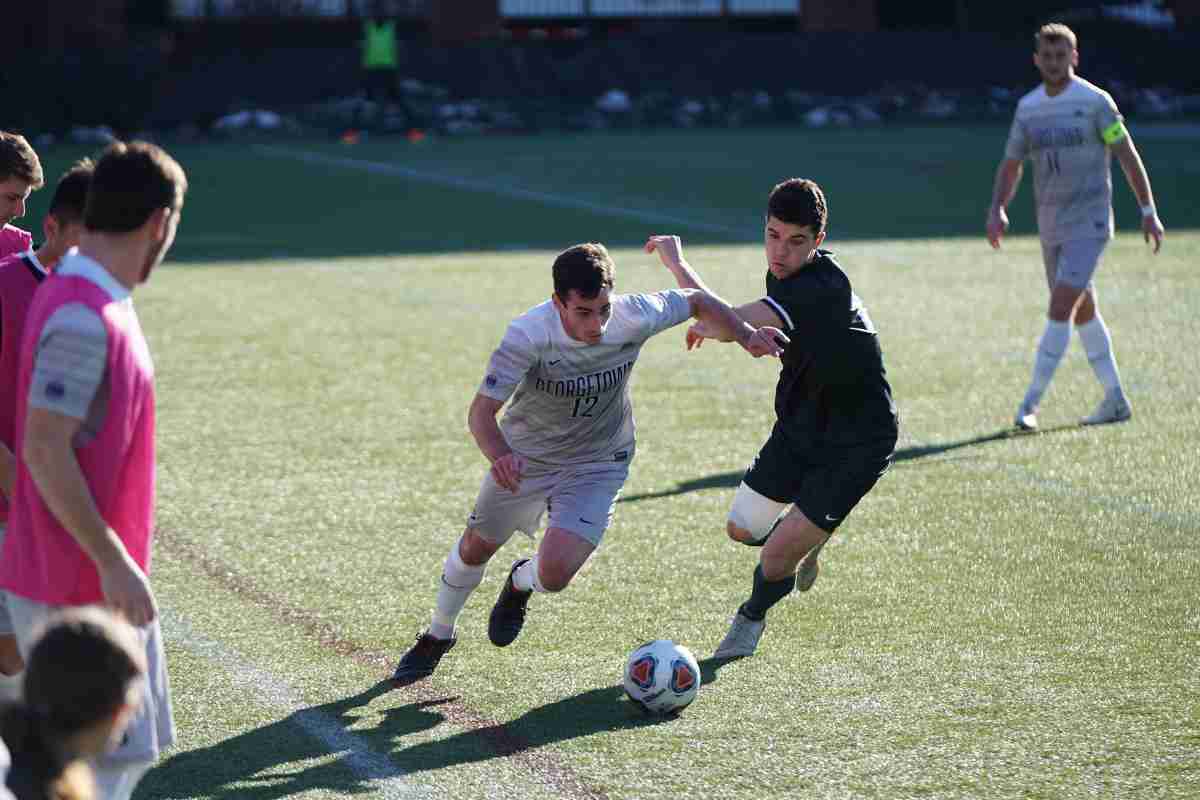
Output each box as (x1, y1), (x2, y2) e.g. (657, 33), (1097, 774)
(0, 132), (44, 260)
(0, 141), (186, 800)
(0, 159), (94, 678)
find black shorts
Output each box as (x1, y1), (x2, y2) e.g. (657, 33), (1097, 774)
(743, 424), (896, 534)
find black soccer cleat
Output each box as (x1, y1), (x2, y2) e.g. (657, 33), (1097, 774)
(391, 631), (456, 687)
(488, 559), (533, 647)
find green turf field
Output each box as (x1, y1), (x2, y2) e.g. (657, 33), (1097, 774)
(25, 125), (1200, 799)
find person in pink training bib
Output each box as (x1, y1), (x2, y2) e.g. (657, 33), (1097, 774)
(0, 134), (43, 260)
(0, 141), (186, 800)
(0, 159), (94, 679)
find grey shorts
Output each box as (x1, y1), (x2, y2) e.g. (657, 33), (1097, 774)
(467, 460), (631, 547)
(1041, 237), (1108, 290)
(4, 593), (176, 769)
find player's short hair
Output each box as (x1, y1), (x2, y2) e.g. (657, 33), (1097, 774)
(84, 141), (187, 234)
(767, 178), (828, 235)
(47, 158), (95, 226)
(0, 131), (44, 189)
(1035, 23), (1077, 51)
(552, 242), (615, 301)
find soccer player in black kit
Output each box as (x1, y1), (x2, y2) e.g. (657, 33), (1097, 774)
(646, 178), (899, 658)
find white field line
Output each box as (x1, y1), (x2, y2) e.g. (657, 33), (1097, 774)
(161, 609), (436, 800)
(253, 144), (750, 238)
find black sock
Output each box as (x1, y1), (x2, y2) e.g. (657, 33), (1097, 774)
(740, 564), (796, 621)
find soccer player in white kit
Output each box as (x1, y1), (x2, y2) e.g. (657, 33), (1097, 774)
(392, 242), (788, 685)
(986, 23), (1164, 431)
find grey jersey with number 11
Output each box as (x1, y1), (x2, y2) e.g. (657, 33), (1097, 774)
(1004, 76), (1124, 245)
(478, 291), (691, 466)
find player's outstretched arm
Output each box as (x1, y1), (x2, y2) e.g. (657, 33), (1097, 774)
(645, 234), (722, 297)
(1112, 135), (1164, 253)
(467, 392), (523, 493)
(987, 158), (1023, 249)
(687, 292), (786, 358)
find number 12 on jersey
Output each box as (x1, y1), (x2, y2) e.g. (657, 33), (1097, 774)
(571, 396), (598, 417)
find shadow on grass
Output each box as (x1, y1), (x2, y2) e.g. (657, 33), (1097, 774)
(619, 424), (1081, 504)
(142, 670), (724, 796)
(139, 681), (436, 800)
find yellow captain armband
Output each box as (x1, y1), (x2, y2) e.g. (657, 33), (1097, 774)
(1101, 120), (1127, 145)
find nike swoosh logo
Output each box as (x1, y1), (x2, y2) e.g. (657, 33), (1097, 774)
(825, 514), (839, 522)
(549, 359), (562, 366)
(579, 517), (595, 525)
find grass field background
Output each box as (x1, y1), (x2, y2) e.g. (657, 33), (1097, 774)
(24, 124), (1200, 799)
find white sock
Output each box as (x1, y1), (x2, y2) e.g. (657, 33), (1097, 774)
(1024, 319), (1072, 409)
(511, 556), (546, 594)
(429, 539), (486, 640)
(1077, 315), (1123, 394)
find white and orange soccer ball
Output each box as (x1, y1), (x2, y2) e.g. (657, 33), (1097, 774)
(623, 639), (701, 715)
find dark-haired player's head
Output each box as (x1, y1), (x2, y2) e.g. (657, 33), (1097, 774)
(1033, 23), (1078, 89)
(0, 608), (146, 800)
(39, 159), (95, 267)
(764, 178), (827, 280)
(552, 243), (616, 344)
(0, 131), (44, 228)
(84, 141), (188, 283)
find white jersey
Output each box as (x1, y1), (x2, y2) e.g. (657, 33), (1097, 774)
(479, 291), (691, 466)
(1004, 76), (1124, 245)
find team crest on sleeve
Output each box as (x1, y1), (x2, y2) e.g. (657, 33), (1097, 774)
(485, 374), (498, 388)
(628, 652), (657, 690)
(670, 658), (697, 694)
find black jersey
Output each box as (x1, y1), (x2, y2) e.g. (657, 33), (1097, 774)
(761, 250), (898, 444)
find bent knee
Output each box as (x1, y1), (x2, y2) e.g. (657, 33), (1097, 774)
(460, 528), (501, 566)
(537, 562), (573, 593)
(727, 521), (754, 543)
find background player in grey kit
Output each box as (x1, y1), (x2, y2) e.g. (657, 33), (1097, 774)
(987, 23), (1164, 431)
(647, 178), (899, 659)
(392, 242), (788, 685)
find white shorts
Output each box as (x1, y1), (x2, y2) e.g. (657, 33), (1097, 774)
(1041, 237), (1108, 290)
(467, 459), (630, 548)
(3, 592), (176, 772)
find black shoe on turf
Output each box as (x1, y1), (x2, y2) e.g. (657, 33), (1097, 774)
(391, 631), (456, 686)
(488, 559), (533, 647)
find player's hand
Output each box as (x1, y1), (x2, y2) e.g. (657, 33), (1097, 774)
(986, 207), (1009, 249)
(645, 235), (685, 270)
(685, 320), (716, 350)
(491, 453), (524, 493)
(1143, 213), (1164, 254)
(99, 551), (157, 627)
(742, 326), (789, 358)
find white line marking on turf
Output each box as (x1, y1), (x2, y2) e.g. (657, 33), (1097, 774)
(162, 609), (433, 800)
(254, 145), (750, 238)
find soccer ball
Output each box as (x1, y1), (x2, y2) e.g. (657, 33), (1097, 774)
(623, 639), (701, 715)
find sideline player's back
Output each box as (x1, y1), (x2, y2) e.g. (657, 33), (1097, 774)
(484, 291), (689, 466)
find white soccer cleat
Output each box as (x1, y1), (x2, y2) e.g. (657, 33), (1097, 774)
(713, 610), (766, 659)
(1081, 391), (1132, 426)
(1014, 400), (1039, 432)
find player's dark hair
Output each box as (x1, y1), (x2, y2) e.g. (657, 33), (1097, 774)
(552, 242), (615, 301)
(1035, 23), (1077, 51)
(0, 131), (44, 189)
(767, 178), (827, 235)
(46, 159), (95, 226)
(84, 141), (187, 234)
(0, 609), (146, 800)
